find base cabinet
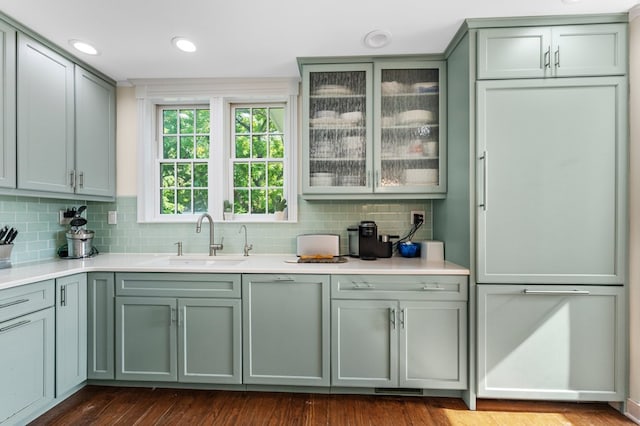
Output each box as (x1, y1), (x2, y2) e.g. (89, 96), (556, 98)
(114, 273), (242, 384)
(242, 274), (330, 386)
(55, 273), (87, 397)
(87, 272), (115, 380)
(477, 285), (625, 401)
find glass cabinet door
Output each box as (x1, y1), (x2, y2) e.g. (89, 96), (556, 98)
(302, 64), (373, 194)
(374, 61), (445, 194)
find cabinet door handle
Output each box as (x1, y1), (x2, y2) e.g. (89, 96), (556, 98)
(375, 170), (380, 188)
(400, 309), (405, 328)
(479, 151), (488, 210)
(170, 307), (177, 325)
(544, 47), (551, 69)
(60, 285), (66, 307)
(390, 308), (396, 329)
(523, 289), (590, 296)
(0, 298), (29, 309)
(79, 172), (84, 189)
(70, 170), (76, 188)
(0, 319), (30, 333)
(178, 308), (182, 327)
(554, 47), (560, 68)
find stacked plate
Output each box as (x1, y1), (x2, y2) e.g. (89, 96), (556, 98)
(339, 175), (361, 186)
(404, 168), (439, 185)
(311, 140), (335, 158)
(310, 172), (335, 186)
(412, 82), (439, 93)
(396, 110), (434, 125)
(314, 85), (352, 96)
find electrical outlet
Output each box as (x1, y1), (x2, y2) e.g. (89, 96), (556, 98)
(108, 211), (118, 225)
(411, 210), (425, 225)
(59, 210), (71, 225)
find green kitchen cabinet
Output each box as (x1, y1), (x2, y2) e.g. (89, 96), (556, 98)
(477, 24), (626, 79)
(476, 77), (626, 284)
(0, 20), (16, 189)
(242, 274), (330, 386)
(87, 272), (115, 380)
(477, 285), (625, 401)
(55, 273), (87, 397)
(115, 273), (242, 384)
(16, 34), (116, 199)
(300, 58), (446, 199)
(0, 280), (55, 425)
(331, 275), (467, 389)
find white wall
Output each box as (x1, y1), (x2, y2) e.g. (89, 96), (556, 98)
(628, 5), (640, 420)
(116, 86), (137, 196)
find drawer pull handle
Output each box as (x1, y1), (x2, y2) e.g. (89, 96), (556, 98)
(0, 298), (29, 309)
(0, 319), (30, 333)
(422, 286), (446, 291)
(275, 277), (295, 282)
(353, 283), (375, 290)
(523, 289), (590, 296)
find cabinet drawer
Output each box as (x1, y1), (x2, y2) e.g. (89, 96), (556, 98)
(0, 280), (54, 323)
(331, 275), (467, 301)
(115, 273), (241, 298)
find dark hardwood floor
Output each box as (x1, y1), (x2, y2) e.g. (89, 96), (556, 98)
(30, 386), (635, 425)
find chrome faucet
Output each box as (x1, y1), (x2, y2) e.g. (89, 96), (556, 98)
(239, 225), (253, 256)
(196, 213), (223, 256)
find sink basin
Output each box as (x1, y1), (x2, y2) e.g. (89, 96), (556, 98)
(143, 255), (247, 267)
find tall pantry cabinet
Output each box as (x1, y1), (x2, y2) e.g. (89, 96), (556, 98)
(437, 14), (628, 406)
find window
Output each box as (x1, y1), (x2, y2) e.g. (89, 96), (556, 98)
(135, 78), (298, 223)
(159, 106), (211, 215)
(231, 104), (286, 216)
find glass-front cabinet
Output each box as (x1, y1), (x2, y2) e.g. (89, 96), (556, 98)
(301, 59), (446, 199)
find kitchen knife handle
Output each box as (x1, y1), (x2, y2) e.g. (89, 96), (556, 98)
(479, 151), (488, 211)
(0, 319), (30, 333)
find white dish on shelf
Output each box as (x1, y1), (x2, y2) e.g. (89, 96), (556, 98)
(396, 110), (434, 125)
(315, 110), (337, 119)
(412, 82), (439, 93)
(381, 81), (406, 95)
(340, 111), (363, 123)
(404, 168), (438, 185)
(314, 85), (352, 96)
(424, 141), (438, 157)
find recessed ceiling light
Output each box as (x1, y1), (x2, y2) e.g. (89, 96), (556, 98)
(172, 37), (197, 53)
(69, 39), (99, 55)
(363, 30), (392, 49)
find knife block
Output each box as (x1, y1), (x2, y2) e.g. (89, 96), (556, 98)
(0, 243), (13, 269)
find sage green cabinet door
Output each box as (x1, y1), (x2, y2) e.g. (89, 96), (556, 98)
(477, 285), (624, 401)
(178, 298), (241, 384)
(331, 299), (397, 387)
(55, 273), (87, 396)
(399, 301), (467, 389)
(115, 296), (177, 381)
(0, 307), (54, 424)
(243, 274), (330, 386)
(476, 78), (626, 284)
(87, 272), (115, 380)
(75, 66), (116, 198)
(0, 21), (16, 189)
(17, 34), (74, 193)
(552, 24), (627, 77)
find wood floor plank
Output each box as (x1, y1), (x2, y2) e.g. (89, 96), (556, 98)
(28, 386), (635, 426)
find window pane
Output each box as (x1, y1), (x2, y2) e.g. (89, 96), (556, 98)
(234, 163), (249, 187)
(267, 162), (284, 186)
(161, 163), (175, 187)
(163, 110), (178, 134)
(269, 108), (284, 133)
(235, 108), (251, 134)
(268, 189), (284, 213)
(252, 136), (267, 158)
(235, 135), (250, 159)
(180, 109), (194, 133)
(193, 163), (208, 187)
(180, 136), (194, 159)
(196, 109), (210, 133)
(194, 189), (207, 212)
(163, 136), (177, 159)
(251, 189), (267, 213)
(177, 189), (192, 214)
(251, 163), (266, 187)
(161, 189), (175, 214)
(235, 189), (249, 213)
(269, 135), (284, 158)
(252, 108), (267, 133)
(177, 163), (192, 187)
(196, 136), (209, 159)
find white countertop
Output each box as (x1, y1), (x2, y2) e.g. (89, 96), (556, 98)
(0, 253), (469, 291)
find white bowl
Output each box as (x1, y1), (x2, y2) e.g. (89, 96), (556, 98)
(315, 110), (337, 119)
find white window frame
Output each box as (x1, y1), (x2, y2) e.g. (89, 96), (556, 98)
(134, 78), (299, 223)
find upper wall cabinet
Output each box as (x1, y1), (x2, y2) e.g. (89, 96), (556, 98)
(0, 21), (16, 189)
(15, 34), (116, 200)
(301, 59), (446, 199)
(477, 24), (627, 79)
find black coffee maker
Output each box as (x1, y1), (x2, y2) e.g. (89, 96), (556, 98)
(358, 221), (393, 260)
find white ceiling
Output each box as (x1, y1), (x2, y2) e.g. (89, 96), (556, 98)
(0, 0), (636, 84)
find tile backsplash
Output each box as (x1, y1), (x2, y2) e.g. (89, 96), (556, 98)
(1, 195), (432, 264)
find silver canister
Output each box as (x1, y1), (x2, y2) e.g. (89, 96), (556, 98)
(66, 230), (95, 258)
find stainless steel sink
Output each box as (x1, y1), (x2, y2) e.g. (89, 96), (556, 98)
(143, 255), (247, 267)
